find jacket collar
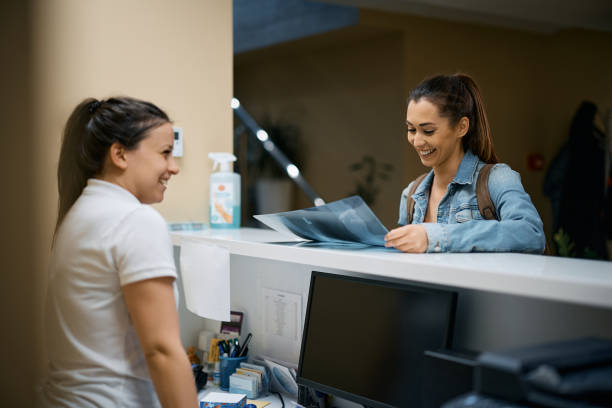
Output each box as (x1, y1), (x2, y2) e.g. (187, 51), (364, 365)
(453, 149), (480, 185)
(413, 170), (434, 199)
(412, 150), (480, 199)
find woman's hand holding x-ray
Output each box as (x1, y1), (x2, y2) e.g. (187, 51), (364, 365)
(384, 224), (428, 253)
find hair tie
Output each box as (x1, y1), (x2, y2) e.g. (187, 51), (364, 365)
(89, 100), (101, 114)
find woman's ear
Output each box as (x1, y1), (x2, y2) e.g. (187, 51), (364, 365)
(108, 142), (128, 170)
(457, 117), (469, 139)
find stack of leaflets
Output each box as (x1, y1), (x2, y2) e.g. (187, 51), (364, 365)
(254, 196), (390, 248)
(229, 362), (269, 398)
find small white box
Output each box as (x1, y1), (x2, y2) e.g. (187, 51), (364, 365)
(200, 391), (246, 408)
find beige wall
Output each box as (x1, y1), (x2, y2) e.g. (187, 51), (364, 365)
(2, 0), (232, 400)
(33, 0), (233, 231)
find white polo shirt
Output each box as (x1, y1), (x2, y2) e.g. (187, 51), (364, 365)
(42, 179), (177, 408)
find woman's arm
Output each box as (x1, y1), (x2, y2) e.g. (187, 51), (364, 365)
(421, 164), (546, 253)
(123, 277), (198, 408)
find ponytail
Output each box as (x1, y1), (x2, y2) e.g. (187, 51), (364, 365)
(408, 73), (499, 164)
(55, 98), (99, 239)
(54, 96), (170, 241)
(455, 74), (498, 164)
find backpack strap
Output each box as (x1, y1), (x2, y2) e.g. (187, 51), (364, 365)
(406, 173), (428, 224)
(406, 166), (499, 223)
(476, 164), (499, 221)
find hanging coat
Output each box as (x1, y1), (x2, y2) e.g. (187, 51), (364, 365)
(556, 101), (608, 259)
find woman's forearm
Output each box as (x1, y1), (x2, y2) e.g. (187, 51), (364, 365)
(122, 277), (198, 407)
(145, 345), (198, 408)
(423, 218), (545, 253)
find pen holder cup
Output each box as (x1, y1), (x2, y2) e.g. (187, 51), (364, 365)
(219, 355), (248, 390)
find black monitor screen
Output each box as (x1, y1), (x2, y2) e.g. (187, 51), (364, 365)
(297, 272), (457, 408)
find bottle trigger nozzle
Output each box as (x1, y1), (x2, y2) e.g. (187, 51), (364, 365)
(208, 152), (236, 173)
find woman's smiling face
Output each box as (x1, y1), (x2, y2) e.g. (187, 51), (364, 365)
(123, 122), (179, 204)
(406, 98), (468, 170)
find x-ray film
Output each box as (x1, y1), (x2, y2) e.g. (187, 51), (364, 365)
(254, 196), (389, 246)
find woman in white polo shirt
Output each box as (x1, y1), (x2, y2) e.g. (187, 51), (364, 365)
(41, 97), (197, 407)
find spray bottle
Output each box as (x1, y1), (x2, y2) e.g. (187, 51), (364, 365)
(208, 152), (241, 229)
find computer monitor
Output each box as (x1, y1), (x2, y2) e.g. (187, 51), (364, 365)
(297, 272), (457, 408)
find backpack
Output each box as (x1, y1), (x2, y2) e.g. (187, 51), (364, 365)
(405, 164), (498, 224)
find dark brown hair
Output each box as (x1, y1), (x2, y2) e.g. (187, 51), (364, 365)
(408, 73), (499, 164)
(55, 97), (170, 238)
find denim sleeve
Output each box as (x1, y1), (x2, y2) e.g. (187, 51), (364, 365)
(397, 183), (414, 226)
(423, 164), (546, 253)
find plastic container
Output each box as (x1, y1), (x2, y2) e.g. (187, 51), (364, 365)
(219, 355), (248, 390)
(208, 152), (241, 229)
(213, 361), (221, 385)
(191, 364), (208, 391)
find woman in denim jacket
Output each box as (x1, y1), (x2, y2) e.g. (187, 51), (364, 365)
(384, 74), (546, 253)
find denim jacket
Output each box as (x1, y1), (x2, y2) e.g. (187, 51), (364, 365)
(397, 150), (546, 253)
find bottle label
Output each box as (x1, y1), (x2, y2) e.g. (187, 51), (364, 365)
(211, 182), (234, 224)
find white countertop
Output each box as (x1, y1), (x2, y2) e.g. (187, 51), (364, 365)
(171, 228), (612, 309)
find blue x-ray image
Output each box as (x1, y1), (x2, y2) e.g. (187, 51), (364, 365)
(254, 196), (389, 246)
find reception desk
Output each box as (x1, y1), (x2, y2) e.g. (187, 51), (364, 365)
(171, 228), (612, 364)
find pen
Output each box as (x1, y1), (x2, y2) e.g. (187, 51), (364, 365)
(231, 339), (240, 357)
(239, 333), (252, 357)
(223, 340), (230, 354)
